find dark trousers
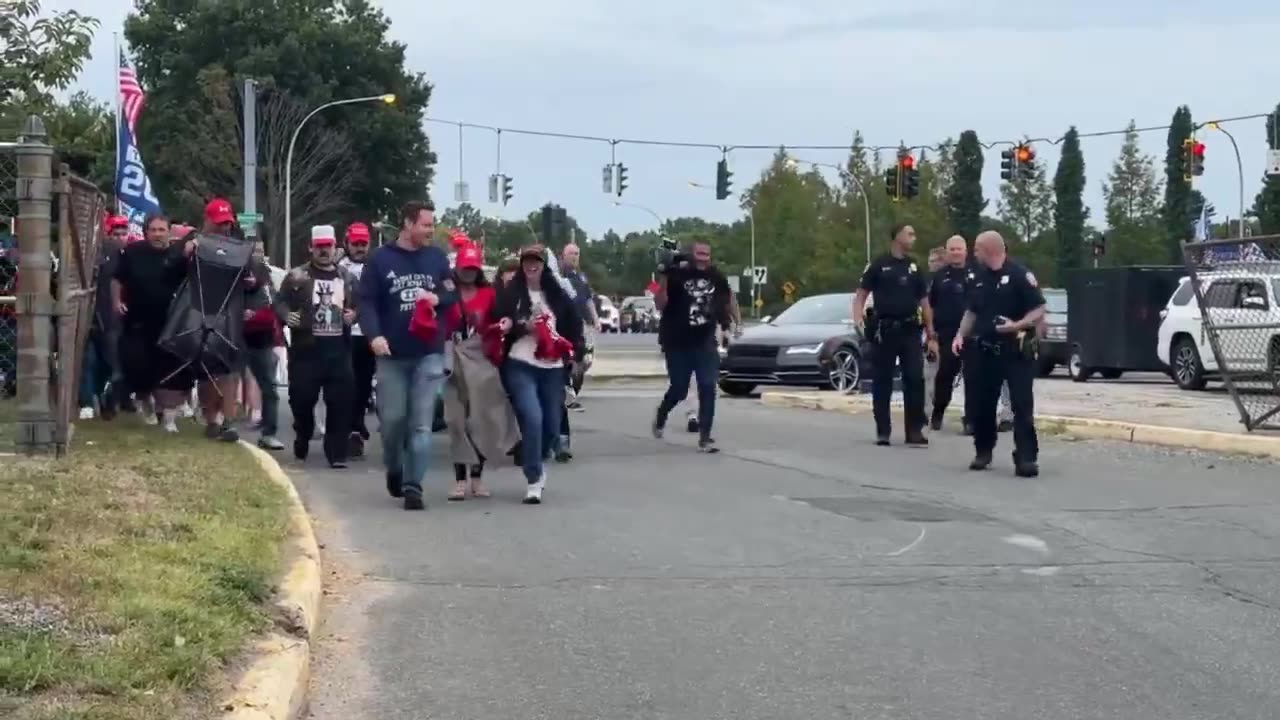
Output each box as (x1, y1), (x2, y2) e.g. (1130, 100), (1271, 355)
(79, 330), (118, 410)
(971, 342), (1038, 462)
(350, 339), (376, 439)
(871, 324), (925, 436)
(560, 363), (572, 441)
(932, 333), (978, 423)
(657, 344), (718, 439)
(245, 347), (280, 437)
(289, 351), (354, 463)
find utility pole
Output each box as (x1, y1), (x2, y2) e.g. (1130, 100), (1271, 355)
(242, 79), (259, 247)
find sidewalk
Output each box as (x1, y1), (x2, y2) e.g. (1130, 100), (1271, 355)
(589, 356), (666, 379)
(761, 377), (1280, 459)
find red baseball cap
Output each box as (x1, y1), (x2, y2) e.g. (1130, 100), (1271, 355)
(346, 222), (371, 244)
(455, 245), (484, 270)
(105, 215), (129, 231)
(204, 198), (234, 225)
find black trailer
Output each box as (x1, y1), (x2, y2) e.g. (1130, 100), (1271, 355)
(1064, 265), (1186, 382)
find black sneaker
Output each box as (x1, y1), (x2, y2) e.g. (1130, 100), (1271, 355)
(555, 448), (573, 463)
(1015, 462), (1040, 478)
(697, 437), (720, 454)
(875, 435), (891, 447)
(905, 431), (929, 447)
(403, 494), (425, 511)
(218, 424), (240, 443)
(567, 400), (584, 412)
(651, 413), (665, 439)
(348, 433), (365, 459)
(961, 419), (974, 437)
(386, 470), (404, 498)
(929, 415), (943, 432)
(204, 422), (221, 440)
(686, 415), (699, 433)
(969, 453), (993, 471)
(293, 438), (309, 462)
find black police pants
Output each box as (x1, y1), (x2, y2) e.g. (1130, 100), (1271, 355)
(931, 332), (969, 421)
(870, 324), (925, 436)
(350, 340), (376, 440)
(289, 351), (354, 463)
(971, 344), (1038, 462)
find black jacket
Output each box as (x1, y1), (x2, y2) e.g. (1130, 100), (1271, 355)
(492, 281), (585, 361)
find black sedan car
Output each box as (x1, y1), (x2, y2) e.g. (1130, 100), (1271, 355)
(719, 293), (873, 396)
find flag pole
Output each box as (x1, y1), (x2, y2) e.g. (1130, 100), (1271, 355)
(113, 31), (122, 216)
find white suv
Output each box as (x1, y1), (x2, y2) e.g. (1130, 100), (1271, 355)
(1156, 268), (1280, 390)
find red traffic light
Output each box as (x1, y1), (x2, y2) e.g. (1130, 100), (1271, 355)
(1015, 145), (1034, 163)
(899, 154), (915, 170)
(1192, 141), (1206, 157)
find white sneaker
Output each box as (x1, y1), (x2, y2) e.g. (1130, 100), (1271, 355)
(179, 402), (195, 419)
(161, 412), (179, 434)
(141, 400), (159, 425)
(78, 407), (95, 420)
(523, 472), (546, 505)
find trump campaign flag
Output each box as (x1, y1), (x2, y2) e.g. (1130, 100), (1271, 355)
(115, 50), (161, 235)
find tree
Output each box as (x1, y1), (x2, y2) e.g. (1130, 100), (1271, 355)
(438, 203), (485, 237)
(1102, 120), (1164, 265)
(1254, 103), (1280, 236)
(125, 0), (434, 251)
(930, 138), (956, 205)
(1162, 105), (1195, 261)
(946, 130), (986, 242)
(41, 92), (114, 191)
(0, 0), (98, 109)
(997, 136), (1055, 243)
(1053, 127), (1088, 279)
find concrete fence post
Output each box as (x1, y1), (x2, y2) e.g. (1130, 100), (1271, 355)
(14, 115), (56, 454)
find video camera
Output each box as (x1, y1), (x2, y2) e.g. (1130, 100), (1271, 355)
(653, 236), (689, 273)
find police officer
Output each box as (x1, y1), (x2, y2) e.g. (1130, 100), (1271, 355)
(952, 231), (1046, 477)
(926, 235), (978, 433)
(853, 223), (935, 446)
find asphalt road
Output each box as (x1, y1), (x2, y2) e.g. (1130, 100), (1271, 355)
(292, 384), (1280, 720)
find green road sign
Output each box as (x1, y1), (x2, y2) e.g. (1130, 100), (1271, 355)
(236, 213), (263, 225)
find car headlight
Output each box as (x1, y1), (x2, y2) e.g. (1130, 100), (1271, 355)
(1046, 326), (1067, 340)
(784, 343), (824, 355)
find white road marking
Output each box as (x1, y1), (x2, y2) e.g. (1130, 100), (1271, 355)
(1021, 566), (1061, 576)
(887, 526), (927, 556)
(1002, 533), (1050, 554)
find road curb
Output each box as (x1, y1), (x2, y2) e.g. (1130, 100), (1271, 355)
(221, 443), (323, 720)
(759, 391), (1280, 459)
(587, 372), (669, 382)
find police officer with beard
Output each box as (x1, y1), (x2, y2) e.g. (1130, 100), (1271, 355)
(853, 224), (935, 447)
(952, 231), (1046, 477)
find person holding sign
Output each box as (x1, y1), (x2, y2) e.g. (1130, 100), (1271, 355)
(276, 225), (359, 468)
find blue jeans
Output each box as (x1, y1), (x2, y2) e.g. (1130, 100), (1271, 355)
(376, 354), (446, 497)
(79, 332), (116, 409)
(657, 345), (719, 438)
(505, 359), (565, 484)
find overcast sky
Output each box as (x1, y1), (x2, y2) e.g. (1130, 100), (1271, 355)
(53, 0), (1280, 240)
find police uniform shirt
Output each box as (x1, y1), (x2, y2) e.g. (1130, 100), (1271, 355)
(966, 261), (1046, 341)
(928, 263), (977, 337)
(859, 254), (926, 321)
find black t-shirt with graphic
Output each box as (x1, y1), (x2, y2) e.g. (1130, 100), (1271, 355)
(659, 265), (730, 351)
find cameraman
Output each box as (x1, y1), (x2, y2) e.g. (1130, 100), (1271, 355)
(652, 241), (731, 453)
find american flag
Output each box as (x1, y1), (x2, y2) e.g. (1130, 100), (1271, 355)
(118, 51), (145, 133)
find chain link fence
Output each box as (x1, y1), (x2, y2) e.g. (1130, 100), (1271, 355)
(1, 149), (18, 443)
(1180, 235), (1280, 431)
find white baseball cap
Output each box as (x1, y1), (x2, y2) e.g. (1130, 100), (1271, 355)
(311, 225), (336, 246)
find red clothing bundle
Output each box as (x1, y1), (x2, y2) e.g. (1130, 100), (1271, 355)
(533, 314), (574, 361)
(445, 286), (504, 366)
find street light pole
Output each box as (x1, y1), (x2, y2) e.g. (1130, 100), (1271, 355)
(611, 200), (664, 228)
(1205, 122), (1246, 238)
(688, 181), (759, 317)
(285, 93), (395, 268)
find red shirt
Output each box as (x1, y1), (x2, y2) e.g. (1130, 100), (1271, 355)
(446, 286), (503, 365)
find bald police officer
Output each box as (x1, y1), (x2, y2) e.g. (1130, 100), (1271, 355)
(952, 231), (1046, 477)
(853, 223), (935, 447)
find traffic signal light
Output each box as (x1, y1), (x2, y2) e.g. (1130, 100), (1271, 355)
(601, 164), (614, 194)
(1092, 233), (1107, 258)
(884, 165), (900, 201)
(616, 164), (628, 197)
(1016, 145), (1036, 180)
(541, 204), (554, 244)
(715, 159), (732, 200)
(500, 174), (513, 206)
(1000, 149), (1015, 181)
(487, 174), (500, 203)
(1190, 141), (1205, 177)
(900, 154), (919, 199)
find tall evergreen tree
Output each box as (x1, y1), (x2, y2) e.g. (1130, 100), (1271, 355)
(1253, 103), (1280, 235)
(998, 135), (1055, 243)
(946, 130), (986, 241)
(1103, 121), (1164, 265)
(1162, 105), (1195, 261)
(1053, 127), (1087, 277)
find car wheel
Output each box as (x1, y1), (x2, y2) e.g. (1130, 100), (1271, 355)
(718, 381), (757, 397)
(1100, 368), (1124, 380)
(1068, 346), (1093, 383)
(1171, 337), (1208, 390)
(827, 345), (861, 394)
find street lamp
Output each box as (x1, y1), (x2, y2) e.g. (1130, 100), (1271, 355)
(786, 158), (872, 263)
(688, 181), (759, 317)
(1203, 121), (1246, 238)
(611, 200), (664, 228)
(284, 93), (396, 267)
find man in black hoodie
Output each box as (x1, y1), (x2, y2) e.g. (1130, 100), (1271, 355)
(276, 225), (357, 467)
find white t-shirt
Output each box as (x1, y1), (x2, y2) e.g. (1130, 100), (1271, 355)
(338, 257), (365, 336)
(508, 290), (565, 369)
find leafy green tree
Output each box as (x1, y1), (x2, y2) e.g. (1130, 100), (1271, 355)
(0, 0), (98, 109)
(1102, 120), (1164, 265)
(1253, 103), (1280, 235)
(1162, 105), (1195, 261)
(997, 136), (1055, 244)
(1053, 127), (1087, 279)
(438, 203), (484, 237)
(930, 138), (956, 205)
(125, 0), (434, 253)
(42, 92), (113, 191)
(945, 130), (986, 242)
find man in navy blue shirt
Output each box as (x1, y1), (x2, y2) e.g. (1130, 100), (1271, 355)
(358, 201), (456, 510)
